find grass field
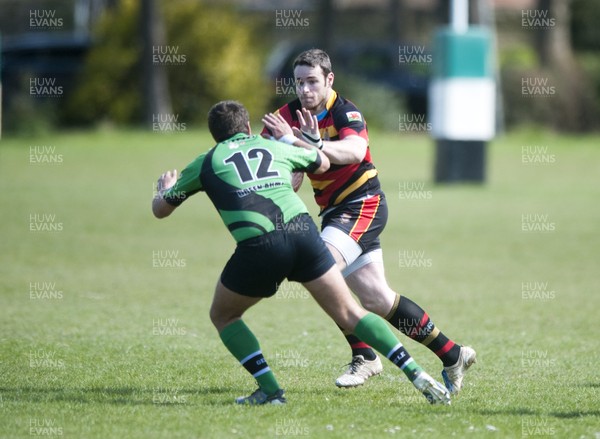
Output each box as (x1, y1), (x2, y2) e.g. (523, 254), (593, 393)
(1, 127), (599, 438)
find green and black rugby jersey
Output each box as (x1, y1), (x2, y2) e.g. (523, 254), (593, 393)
(163, 133), (322, 243)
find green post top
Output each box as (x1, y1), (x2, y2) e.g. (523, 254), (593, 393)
(432, 26), (493, 79)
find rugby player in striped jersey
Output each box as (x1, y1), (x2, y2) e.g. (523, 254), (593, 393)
(263, 49), (476, 393)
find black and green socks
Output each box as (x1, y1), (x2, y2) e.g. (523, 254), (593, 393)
(219, 313), (431, 391)
(219, 319), (280, 396)
(337, 325), (378, 361)
(354, 313), (422, 381)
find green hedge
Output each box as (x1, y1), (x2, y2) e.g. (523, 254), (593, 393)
(63, 0), (269, 127)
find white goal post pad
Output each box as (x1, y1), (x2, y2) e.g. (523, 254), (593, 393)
(429, 78), (495, 141)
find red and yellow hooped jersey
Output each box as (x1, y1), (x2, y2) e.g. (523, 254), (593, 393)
(263, 91), (381, 213)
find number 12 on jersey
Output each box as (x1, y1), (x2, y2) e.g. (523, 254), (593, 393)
(223, 148), (280, 183)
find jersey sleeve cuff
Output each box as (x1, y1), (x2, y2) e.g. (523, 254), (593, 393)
(304, 153), (322, 174)
(162, 192), (187, 207)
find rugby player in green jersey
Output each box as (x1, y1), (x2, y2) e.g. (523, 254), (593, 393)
(263, 49), (476, 392)
(152, 100), (450, 405)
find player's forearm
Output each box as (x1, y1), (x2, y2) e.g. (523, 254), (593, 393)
(291, 137), (316, 151)
(152, 196), (176, 218)
(322, 137), (367, 165)
(285, 136), (329, 173)
(313, 148), (330, 174)
(152, 169), (179, 219)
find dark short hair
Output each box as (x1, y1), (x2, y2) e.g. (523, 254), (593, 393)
(292, 48), (332, 78)
(207, 100), (250, 142)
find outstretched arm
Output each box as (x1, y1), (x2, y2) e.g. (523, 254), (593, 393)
(294, 108), (366, 165)
(152, 169), (178, 219)
(320, 135), (367, 165)
(262, 112), (330, 174)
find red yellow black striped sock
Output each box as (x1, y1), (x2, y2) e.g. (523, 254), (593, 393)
(385, 295), (460, 367)
(338, 326), (377, 361)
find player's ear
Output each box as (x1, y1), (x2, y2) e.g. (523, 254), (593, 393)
(327, 72), (334, 88)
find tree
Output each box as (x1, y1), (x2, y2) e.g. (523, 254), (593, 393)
(532, 0), (596, 130)
(140, 0), (172, 128)
(318, 0), (334, 53)
(534, 0), (574, 69)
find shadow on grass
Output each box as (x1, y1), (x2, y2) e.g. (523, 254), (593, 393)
(0, 386), (235, 406)
(549, 410), (600, 419)
(475, 408), (600, 419)
(472, 408), (538, 417)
